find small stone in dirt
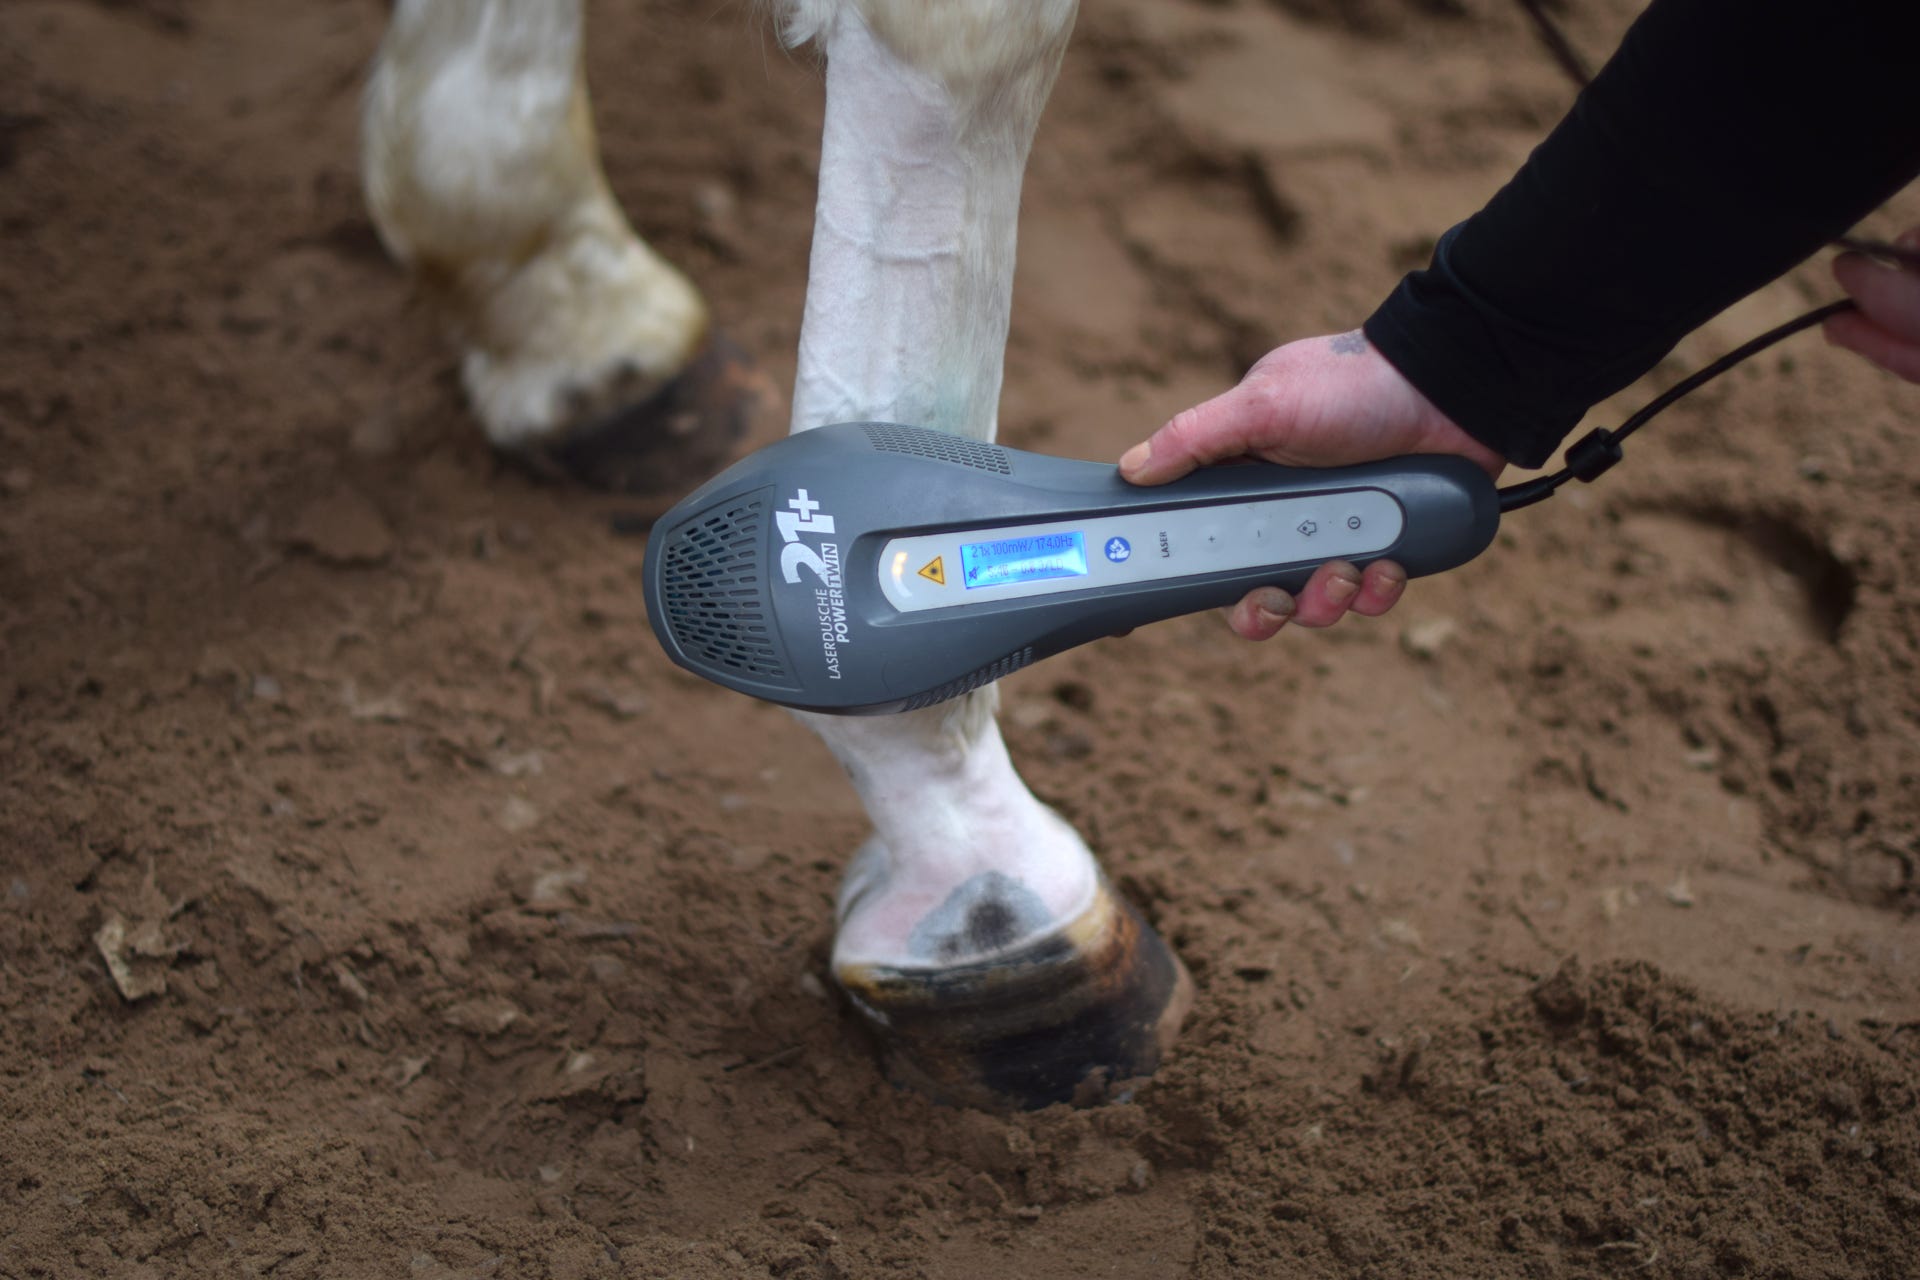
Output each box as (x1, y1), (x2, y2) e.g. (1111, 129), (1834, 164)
(331, 960), (370, 1006)
(286, 486), (394, 566)
(441, 997), (523, 1037)
(487, 748), (544, 778)
(1664, 871), (1695, 907)
(1006, 700), (1050, 730)
(522, 867), (586, 910)
(1599, 885), (1635, 919)
(798, 972), (829, 1001)
(498, 795), (540, 833)
(342, 680), (408, 722)
(577, 683), (649, 720)
(389, 1055), (429, 1089)
(1531, 957), (1588, 1024)
(1378, 918), (1422, 951)
(694, 180), (737, 227)
(95, 911), (175, 1002)
(8, 878), (28, 903)
(250, 674), (283, 702)
(1399, 616), (1456, 660)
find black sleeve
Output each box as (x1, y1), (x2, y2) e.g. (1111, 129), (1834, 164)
(1363, 0), (1920, 469)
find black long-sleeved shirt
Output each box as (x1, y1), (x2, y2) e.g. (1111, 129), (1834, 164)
(1364, 0), (1920, 469)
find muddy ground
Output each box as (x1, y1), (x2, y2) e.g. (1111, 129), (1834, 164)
(3, 0), (1918, 1276)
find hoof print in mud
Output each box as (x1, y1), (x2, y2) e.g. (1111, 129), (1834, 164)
(835, 882), (1195, 1112)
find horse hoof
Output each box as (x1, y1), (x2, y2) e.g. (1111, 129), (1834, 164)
(833, 878), (1194, 1111)
(508, 331), (778, 496)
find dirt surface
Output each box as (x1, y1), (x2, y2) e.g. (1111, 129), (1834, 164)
(4, 0), (1919, 1276)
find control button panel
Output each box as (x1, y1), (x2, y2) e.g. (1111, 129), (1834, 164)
(877, 489), (1405, 614)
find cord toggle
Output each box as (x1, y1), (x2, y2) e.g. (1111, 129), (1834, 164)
(1563, 427), (1623, 483)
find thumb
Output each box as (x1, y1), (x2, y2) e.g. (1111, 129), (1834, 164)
(1119, 380), (1281, 486)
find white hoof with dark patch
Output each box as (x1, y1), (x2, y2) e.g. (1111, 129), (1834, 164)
(503, 332), (777, 497)
(834, 870), (1194, 1111)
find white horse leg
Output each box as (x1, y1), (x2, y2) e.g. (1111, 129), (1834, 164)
(780, 0), (1191, 1108)
(362, 0), (772, 491)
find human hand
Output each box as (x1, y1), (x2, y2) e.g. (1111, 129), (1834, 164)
(1119, 330), (1504, 642)
(1825, 228), (1920, 382)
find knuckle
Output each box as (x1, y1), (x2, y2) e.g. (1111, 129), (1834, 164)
(1161, 406), (1213, 461)
(1161, 405), (1199, 445)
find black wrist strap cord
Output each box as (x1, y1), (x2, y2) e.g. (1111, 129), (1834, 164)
(1495, 298), (1858, 513)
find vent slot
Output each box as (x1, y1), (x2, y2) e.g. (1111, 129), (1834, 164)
(899, 647), (1034, 712)
(862, 424), (1012, 474)
(656, 497), (792, 685)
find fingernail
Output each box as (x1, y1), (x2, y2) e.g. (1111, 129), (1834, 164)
(1255, 590), (1294, 627)
(1119, 441), (1151, 478)
(1325, 570), (1360, 605)
(1368, 570), (1407, 601)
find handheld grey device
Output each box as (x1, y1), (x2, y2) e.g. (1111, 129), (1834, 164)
(642, 422), (1500, 715)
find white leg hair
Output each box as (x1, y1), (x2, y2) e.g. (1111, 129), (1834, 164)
(363, 0), (708, 449)
(780, 0), (1094, 971)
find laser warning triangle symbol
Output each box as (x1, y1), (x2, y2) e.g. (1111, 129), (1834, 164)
(917, 556), (946, 586)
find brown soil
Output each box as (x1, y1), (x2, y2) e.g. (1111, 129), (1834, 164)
(4, 1), (1918, 1276)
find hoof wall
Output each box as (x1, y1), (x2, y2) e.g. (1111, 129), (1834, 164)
(510, 332), (777, 496)
(835, 882), (1193, 1111)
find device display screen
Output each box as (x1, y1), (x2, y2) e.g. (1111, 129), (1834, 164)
(959, 531), (1089, 589)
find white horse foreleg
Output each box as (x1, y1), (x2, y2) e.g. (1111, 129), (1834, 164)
(780, 0), (1191, 1109)
(362, 0), (771, 490)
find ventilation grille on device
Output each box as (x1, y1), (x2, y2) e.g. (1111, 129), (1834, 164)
(862, 424), (1012, 474)
(656, 497), (791, 685)
(899, 647), (1034, 712)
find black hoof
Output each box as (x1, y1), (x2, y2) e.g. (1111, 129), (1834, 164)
(509, 332), (779, 497)
(834, 880), (1194, 1111)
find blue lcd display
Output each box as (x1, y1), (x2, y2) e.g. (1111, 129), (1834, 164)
(959, 531), (1089, 589)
